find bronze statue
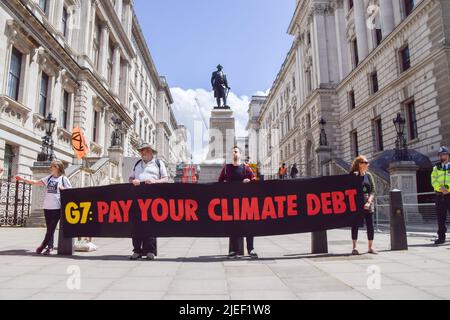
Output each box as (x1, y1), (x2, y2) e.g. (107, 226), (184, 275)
(211, 65), (230, 109)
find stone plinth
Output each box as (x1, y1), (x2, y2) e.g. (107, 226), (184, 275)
(206, 108), (236, 164)
(26, 161), (51, 227)
(388, 161), (422, 223)
(200, 108), (236, 183)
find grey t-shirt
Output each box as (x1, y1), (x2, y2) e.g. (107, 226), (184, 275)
(129, 158), (168, 182)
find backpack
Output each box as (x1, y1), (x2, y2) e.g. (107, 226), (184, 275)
(133, 159), (162, 177)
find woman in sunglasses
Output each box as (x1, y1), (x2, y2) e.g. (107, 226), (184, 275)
(350, 155), (377, 255)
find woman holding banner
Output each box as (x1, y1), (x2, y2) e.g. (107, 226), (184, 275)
(15, 160), (72, 256)
(350, 156), (377, 255)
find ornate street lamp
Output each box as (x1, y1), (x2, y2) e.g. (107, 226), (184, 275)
(37, 113), (56, 162)
(319, 118), (328, 147)
(393, 113), (409, 161)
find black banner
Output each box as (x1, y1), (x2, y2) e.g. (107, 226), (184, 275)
(61, 175), (364, 238)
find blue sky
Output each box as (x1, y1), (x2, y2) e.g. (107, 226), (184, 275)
(134, 0), (295, 96)
(134, 0), (296, 162)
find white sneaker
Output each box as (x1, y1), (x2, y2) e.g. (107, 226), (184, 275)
(146, 253), (156, 260)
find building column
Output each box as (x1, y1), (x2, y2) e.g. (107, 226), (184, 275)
(380, 0), (395, 38)
(121, 61), (131, 108)
(53, 0), (64, 33)
(312, 4), (330, 86)
(98, 22), (110, 81)
(123, 0), (133, 38)
(115, 0), (123, 21)
(353, 0), (369, 61)
(333, 0), (350, 79)
(111, 43), (121, 96)
(392, 0), (403, 26)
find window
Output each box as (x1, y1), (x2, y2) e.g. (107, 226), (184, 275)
(404, 0), (415, 17)
(375, 28), (382, 47)
(306, 32), (311, 46)
(351, 38), (359, 68)
(61, 91), (70, 129)
(405, 100), (418, 140)
(7, 47), (22, 101)
(39, 0), (48, 13)
(93, 111), (99, 142)
(93, 20), (101, 69)
(370, 71), (379, 94)
(306, 69), (312, 94)
(306, 113), (311, 130)
(107, 43), (113, 85)
(374, 118), (384, 152)
(348, 0), (354, 10)
(348, 90), (356, 110)
(399, 45), (411, 72)
(3, 144), (15, 180)
(62, 6), (69, 38)
(39, 73), (49, 116)
(351, 130), (359, 158)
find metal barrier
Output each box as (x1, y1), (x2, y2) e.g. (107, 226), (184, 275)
(375, 192), (447, 233)
(0, 179), (32, 227)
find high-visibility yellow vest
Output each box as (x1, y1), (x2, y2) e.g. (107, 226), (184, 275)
(431, 163), (450, 192)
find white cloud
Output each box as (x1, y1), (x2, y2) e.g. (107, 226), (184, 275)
(170, 87), (252, 163)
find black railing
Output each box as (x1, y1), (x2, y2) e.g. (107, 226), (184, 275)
(0, 179), (32, 227)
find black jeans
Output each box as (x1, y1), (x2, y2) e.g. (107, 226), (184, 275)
(352, 210), (374, 241)
(132, 237), (157, 255)
(42, 209), (60, 249)
(436, 194), (450, 240)
(229, 237), (254, 254)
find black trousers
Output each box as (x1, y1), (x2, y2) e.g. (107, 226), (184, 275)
(436, 194), (450, 240)
(42, 209), (60, 249)
(352, 210), (374, 241)
(229, 237), (254, 254)
(132, 237), (157, 255)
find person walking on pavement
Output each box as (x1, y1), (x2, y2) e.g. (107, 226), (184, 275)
(350, 155), (377, 255)
(15, 161), (72, 256)
(218, 146), (259, 259)
(278, 163), (287, 180)
(431, 146), (450, 245)
(290, 164), (299, 179)
(129, 143), (169, 260)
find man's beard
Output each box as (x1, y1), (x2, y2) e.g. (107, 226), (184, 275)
(233, 156), (239, 162)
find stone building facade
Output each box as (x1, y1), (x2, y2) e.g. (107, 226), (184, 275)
(251, 0), (450, 184)
(0, 0), (188, 181)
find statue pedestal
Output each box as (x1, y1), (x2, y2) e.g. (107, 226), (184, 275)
(108, 146), (124, 183)
(199, 108), (236, 183)
(26, 162), (51, 228)
(388, 161), (422, 224)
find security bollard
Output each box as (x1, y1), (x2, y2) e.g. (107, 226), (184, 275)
(389, 189), (408, 251)
(57, 219), (74, 256)
(311, 231), (328, 254)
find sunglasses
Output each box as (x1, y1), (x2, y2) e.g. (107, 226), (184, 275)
(361, 161), (369, 164)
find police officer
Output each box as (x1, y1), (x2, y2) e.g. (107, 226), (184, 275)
(431, 146), (450, 245)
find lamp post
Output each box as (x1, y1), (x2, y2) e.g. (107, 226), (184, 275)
(393, 113), (408, 161)
(37, 113), (56, 162)
(319, 118), (328, 147)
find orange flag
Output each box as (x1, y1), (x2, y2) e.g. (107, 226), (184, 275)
(71, 126), (90, 160)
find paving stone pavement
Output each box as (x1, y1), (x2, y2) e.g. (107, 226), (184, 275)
(0, 228), (449, 300)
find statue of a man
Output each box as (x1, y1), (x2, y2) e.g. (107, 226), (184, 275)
(211, 65), (230, 108)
